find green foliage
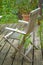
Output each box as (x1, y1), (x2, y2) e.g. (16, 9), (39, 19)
(40, 20), (43, 48)
(18, 34), (31, 49)
(0, 0), (39, 23)
(42, 4), (43, 16)
(16, 0), (38, 14)
(24, 37), (31, 49)
(31, 0), (38, 9)
(38, 20), (43, 36)
(0, 0), (2, 15)
(0, 13), (18, 24)
(0, 0), (19, 23)
(0, 0), (39, 14)
(38, 20), (43, 48)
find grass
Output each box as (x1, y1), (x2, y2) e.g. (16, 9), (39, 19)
(38, 19), (43, 48)
(0, 13), (18, 24)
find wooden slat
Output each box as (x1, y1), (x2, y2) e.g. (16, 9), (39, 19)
(5, 27), (26, 34)
(0, 23), (24, 65)
(0, 42), (10, 65)
(0, 24), (18, 65)
(0, 22), (43, 65)
(0, 40), (6, 52)
(0, 24), (9, 35)
(0, 24), (15, 64)
(0, 24), (14, 52)
(18, 20), (29, 24)
(2, 23), (27, 65)
(2, 39), (14, 65)
(2, 42), (15, 65)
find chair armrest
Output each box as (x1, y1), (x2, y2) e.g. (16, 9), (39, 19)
(18, 20), (29, 24)
(30, 7), (40, 15)
(5, 27), (26, 35)
(4, 32), (13, 38)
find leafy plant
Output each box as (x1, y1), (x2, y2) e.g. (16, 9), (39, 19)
(16, 0), (31, 14)
(0, 13), (18, 24)
(16, 0), (38, 14)
(18, 33), (31, 49)
(0, 0), (39, 23)
(0, 0), (19, 23)
(38, 19), (43, 48)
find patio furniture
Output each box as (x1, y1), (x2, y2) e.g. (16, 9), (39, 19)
(4, 8), (40, 65)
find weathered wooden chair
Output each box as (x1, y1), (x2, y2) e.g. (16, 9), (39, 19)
(4, 8), (40, 65)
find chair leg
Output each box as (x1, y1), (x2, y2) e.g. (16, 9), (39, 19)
(21, 57), (24, 65)
(11, 50), (17, 59)
(32, 30), (35, 65)
(40, 39), (43, 59)
(32, 47), (34, 65)
(21, 48), (25, 65)
(40, 37), (43, 59)
(41, 48), (43, 59)
(4, 37), (32, 63)
(40, 23), (43, 59)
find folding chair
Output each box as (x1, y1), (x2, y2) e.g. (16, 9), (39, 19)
(4, 8), (40, 65)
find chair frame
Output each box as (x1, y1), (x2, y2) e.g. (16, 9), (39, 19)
(4, 8), (40, 65)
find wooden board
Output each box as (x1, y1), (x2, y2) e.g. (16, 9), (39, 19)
(0, 24), (43, 65)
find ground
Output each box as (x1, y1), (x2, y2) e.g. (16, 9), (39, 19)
(0, 24), (43, 65)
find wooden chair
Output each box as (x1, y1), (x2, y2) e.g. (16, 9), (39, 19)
(4, 8), (40, 65)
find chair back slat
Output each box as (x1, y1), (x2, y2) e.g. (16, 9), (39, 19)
(26, 7), (40, 34)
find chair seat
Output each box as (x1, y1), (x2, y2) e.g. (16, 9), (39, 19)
(8, 32), (32, 49)
(7, 32), (24, 44)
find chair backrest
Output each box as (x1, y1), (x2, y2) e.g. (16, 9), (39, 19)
(26, 7), (40, 34)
